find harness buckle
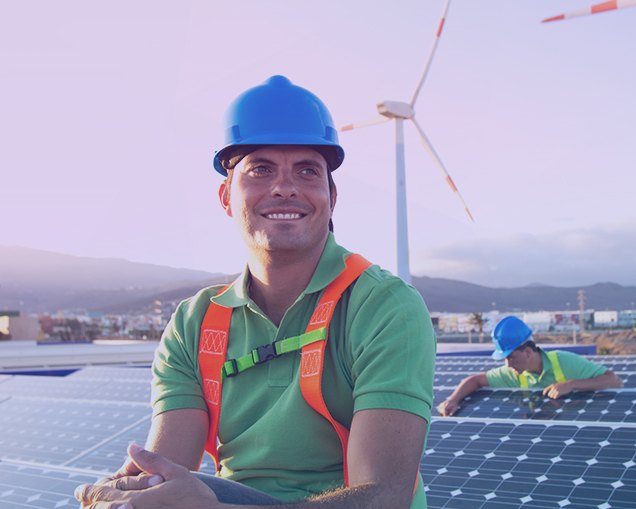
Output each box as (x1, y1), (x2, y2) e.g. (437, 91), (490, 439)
(253, 343), (278, 364)
(224, 358), (239, 378)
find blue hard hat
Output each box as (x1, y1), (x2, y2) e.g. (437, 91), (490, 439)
(213, 75), (345, 176)
(491, 316), (533, 360)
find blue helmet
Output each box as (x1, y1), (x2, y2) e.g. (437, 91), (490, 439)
(213, 75), (345, 176)
(491, 316), (533, 360)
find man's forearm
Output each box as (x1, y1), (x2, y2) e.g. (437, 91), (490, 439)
(224, 482), (410, 509)
(448, 373), (488, 403)
(568, 371), (624, 392)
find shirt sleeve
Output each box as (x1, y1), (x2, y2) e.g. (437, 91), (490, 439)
(486, 366), (522, 388)
(346, 270), (436, 423)
(557, 351), (608, 380)
(151, 296), (209, 417)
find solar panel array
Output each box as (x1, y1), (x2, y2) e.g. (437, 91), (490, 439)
(0, 366), (219, 508)
(1, 355), (635, 508)
(426, 354), (636, 508)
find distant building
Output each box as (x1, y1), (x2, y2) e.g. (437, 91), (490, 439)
(522, 312), (552, 332)
(0, 311), (42, 341)
(593, 310), (618, 328)
(618, 310), (636, 329)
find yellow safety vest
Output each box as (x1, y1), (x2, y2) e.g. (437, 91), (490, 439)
(518, 350), (566, 388)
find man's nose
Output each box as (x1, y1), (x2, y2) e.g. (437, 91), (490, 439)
(271, 170), (297, 198)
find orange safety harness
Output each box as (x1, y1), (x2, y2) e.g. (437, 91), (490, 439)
(197, 253), (372, 486)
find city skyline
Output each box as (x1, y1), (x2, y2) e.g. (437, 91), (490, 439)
(2, 1), (635, 287)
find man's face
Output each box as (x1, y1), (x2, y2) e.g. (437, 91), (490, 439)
(219, 146), (336, 255)
(504, 346), (532, 374)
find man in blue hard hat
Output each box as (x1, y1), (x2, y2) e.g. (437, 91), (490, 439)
(437, 315), (623, 417)
(76, 76), (435, 508)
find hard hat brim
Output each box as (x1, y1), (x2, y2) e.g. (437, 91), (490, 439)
(213, 141), (345, 176)
(491, 348), (515, 361)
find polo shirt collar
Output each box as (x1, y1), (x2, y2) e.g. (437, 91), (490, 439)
(210, 233), (350, 309)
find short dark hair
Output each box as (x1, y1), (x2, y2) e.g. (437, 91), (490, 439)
(516, 340), (539, 353)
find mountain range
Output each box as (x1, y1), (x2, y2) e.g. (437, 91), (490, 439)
(1, 245), (634, 314)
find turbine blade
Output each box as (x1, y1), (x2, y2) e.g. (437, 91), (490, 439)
(411, 118), (474, 222)
(339, 116), (390, 132)
(542, 0), (636, 22)
(410, 0), (453, 107)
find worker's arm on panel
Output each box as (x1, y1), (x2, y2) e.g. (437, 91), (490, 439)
(543, 370), (624, 399)
(437, 373), (489, 416)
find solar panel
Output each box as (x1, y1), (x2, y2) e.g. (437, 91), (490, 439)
(67, 366), (152, 382)
(66, 417), (216, 475)
(421, 419), (636, 509)
(0, 375), (150, 403)
(0, 376), (107, 400)
(2, 350), (636, 509)
(436, 373), (636, 390)
(433, 389), (636, 423)
(434, 373), (471, 387)
(0, 461), (100, 508)
(0, 397), (149, 466)
(435, 358), (636, 373)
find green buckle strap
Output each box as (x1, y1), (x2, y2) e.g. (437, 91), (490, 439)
(222, 327), (327, 379)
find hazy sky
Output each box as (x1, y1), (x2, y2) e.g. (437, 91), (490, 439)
(1, 1), (635, 287)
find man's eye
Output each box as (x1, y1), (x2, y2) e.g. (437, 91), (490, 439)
(300, 167), (318, 176)
(248, 166), (269, 175)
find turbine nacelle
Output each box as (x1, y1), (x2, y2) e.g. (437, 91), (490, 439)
(377, 101), (414, 120)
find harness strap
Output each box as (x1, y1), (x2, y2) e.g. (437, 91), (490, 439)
(198, 285), (232, 470)
(300, 254), (372, 487)
(223, 328), (327, 378)
(517, 350), (567, 389)
(547, 350), (566, 384)
(197, 254), (372, 477)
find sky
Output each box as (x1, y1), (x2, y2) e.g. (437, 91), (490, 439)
(1, 0), (635, 288)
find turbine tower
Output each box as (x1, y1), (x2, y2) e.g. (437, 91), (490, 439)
(340, 0), (473, 284)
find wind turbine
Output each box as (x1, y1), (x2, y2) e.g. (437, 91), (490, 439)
(543, 0), (636, 22)
(340, 0), (473, 285)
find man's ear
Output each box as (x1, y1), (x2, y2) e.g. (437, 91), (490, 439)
(219, 181), (232, 217)
(329, 182), (337, 212)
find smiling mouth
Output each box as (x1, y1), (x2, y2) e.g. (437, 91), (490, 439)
(264, 213), (305, 220)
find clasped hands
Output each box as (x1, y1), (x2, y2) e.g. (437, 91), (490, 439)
(74, 444), (220, 509)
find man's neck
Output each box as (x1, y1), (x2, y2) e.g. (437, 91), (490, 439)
(246, 241), (326, 326)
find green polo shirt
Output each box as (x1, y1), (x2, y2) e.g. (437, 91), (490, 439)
(486, 349), (608, 388)
(151, 233), (435, 506)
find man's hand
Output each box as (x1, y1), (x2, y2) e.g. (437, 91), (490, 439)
(94, 456), (145, 487)
(436, 373), (488, 417)
(437, 398), (460, 416)
(75, 443), (220, 509)
(543, 381), (573, 399)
